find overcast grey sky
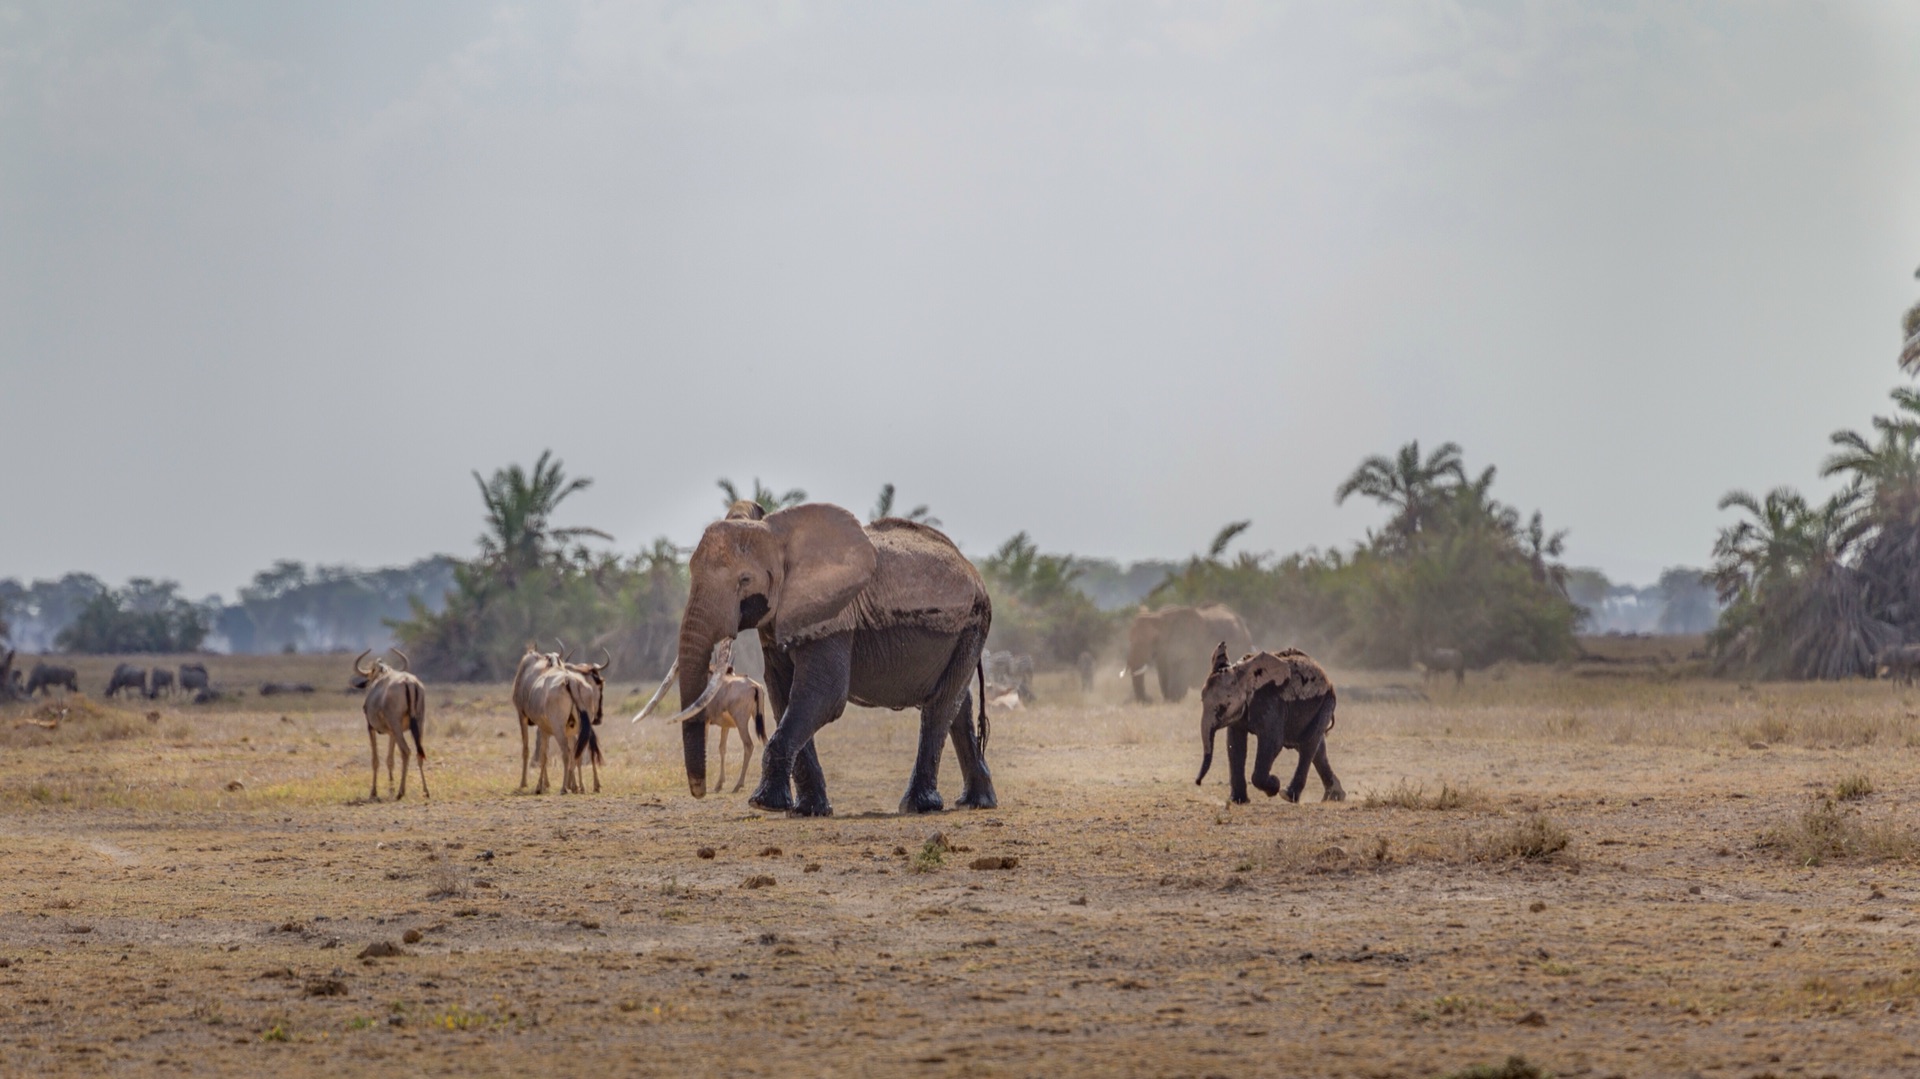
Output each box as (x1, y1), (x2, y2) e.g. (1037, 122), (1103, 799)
(3, 1), (1918, 599)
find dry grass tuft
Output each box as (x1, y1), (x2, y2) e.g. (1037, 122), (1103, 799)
(1832, 773), (1874, 801)
(1477, 814), (1572, 863)
(0, 696), (148, 748)
(426, 862), (472, 899)
(1364, 779), (1487, 811)
(1438, 1057), (1551, 1079)
(1759, 798), (1918, 866)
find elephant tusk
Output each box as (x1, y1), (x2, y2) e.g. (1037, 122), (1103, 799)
(629, 660), (680, 723)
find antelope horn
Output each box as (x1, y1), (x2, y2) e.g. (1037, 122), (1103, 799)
(629, 660), (680, 723)
(556, 638), (572, 662)
(390, 648), (410, 672)
(594, 647), (612, 673)
(353, 649), (372, 677)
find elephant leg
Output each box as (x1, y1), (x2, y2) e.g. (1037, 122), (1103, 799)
(367, 726), (380, 801)
(1226, 726), (1250, 804)
(949, 687), (997, 809)
(751, 635), (850, 816)
(792, 739), (832, 817)
(1249, 734), (1284, 799)
(901, 634), (983, 814)
(1282, 697), (1335, 803)
(1131, 672), (1152, 704)
(1156, 664), (1174, 703)
(1313, 741), (1344, 801)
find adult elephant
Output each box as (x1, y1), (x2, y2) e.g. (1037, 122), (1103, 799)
(1121, 604), (1252, 703)
(663, 503), (995, 817)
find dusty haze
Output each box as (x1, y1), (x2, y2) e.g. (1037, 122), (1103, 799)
(3, 2), (1918, 596)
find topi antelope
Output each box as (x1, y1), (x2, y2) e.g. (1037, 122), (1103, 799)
(354, 649), (429, 801)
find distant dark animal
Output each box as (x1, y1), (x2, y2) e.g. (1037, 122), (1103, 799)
(260, 682), (317, 696)
(984, 649), (1036, 704)
(178, 663), (210, 693)
(146, 668), (175, 699)
(1417, 647), (1466, 687)
(1196, 644), (1344, 804)
(1875, 643), (1920, 686)
(105, 664), (148, 699)
(348, 674), (370, 692)
(192, 688), (224, 704)
(26, 662), (80, 696)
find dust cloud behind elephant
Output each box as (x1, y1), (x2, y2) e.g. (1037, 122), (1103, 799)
(1121, 604), (1253, 703)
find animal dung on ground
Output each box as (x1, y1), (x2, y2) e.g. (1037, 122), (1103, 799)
(969, 856), (1019, 871)
(357, 941), (407, 959)
(743, 874), (776, 889)
(1529, 901), (1547, 913)
(401, 928), (423, 944)
(225, 781), (244, 792)
(146, 711), (160, 723)
(696, 846), (716, 859)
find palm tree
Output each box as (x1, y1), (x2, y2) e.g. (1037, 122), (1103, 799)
(1710, 484), (1892, 679)
(474, 451), (611, 581)
(1335, 440), (1466, 541)
(717, 477), (806, 515)
(1521, 511), (1569, 594)
(1900, 265), (1920, 373)
(870, 483), (939, 526)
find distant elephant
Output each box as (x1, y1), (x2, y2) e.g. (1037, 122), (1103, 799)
(663, 503), (994, 816)
(1121, 604), (1253, 703)
(1196, 643), (1344, 804)
(1416, 647), (1466, 686)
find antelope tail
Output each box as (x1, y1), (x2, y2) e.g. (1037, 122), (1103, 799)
(753, 684), (766, 740)
(574, 707), (603, 767)
(408, 682), (426, 761)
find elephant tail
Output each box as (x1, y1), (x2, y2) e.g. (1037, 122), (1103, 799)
(976, 657), (990, 751)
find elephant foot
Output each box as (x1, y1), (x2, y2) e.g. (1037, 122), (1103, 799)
(1281, 784), (1303, 804)
(790, 796), (834, 818)
(1323, 783), (1347, 803)
(1229, 793), (1250, 805)
(955, 786), (997, 810)
(749, 782), (794, 813)
(899, 787), (945, 815)
(1255, 775), (1282, 798)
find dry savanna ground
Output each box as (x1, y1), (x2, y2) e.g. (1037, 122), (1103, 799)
(4, 644), (1920, 1078)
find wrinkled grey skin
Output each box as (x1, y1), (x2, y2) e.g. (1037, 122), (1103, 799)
(1196, 648), (1345, 805)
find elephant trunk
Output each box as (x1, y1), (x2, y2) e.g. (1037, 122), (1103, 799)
(675, 607), (732, 800)
(1196, 717), (1218, 785)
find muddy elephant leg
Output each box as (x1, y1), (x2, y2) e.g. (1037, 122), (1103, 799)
(902, 635), (983, 814)
(1312, 741), (1345, 801)
(1249, 735), (1284, 799)
(751, 635), (850, 817)
(1226, 726), (1250, 804)
(950, 688), (997, 809)
(1282, 697), (1335, 803)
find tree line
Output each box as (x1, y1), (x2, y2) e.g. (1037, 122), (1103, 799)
(1709, 272), (1920, 679)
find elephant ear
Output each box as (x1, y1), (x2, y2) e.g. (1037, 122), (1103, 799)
(765, 503), (878, 647)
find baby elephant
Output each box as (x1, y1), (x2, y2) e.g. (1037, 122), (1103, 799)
(1195, 643), (1345, 804)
